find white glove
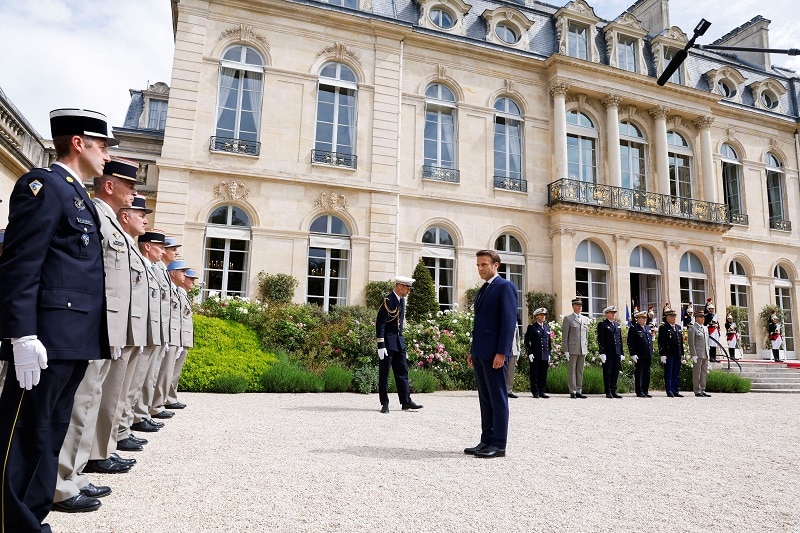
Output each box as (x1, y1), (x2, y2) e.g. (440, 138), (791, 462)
(599, 354), (607, 363)
(632, 354), (638, 363)
(164, 343), (170, 352)
(12, 336), (48, 390)
(516, 353), (520, 362)
(176, 346), (184, 361)
(377, 348), (387, 360)
(692, 356), (698, 363)
(620, 354), (624, 362)
(564, 352), (570, 359)
(528, 353), (534, 362)
(139, 346), (145, 355)
(111, 346), (122, 360)
(660, 356), (667, 364)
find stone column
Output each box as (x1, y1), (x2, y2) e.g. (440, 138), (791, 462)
(603, 94), (623, 188)
(649, 105), (670, 195)
(550, 227), (577, 318)
(694, 115), (716, 203)
(614, 234), (632, 317)
(550, 81), (570, 181)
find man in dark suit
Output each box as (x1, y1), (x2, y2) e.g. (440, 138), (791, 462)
(463, 250), (518, 459)
(375, 276), (422, 413)
(597, 306), (624, 398)
(0, 109), (114, 532)
(627, 310), (653, 397)
(524, 307), (551, 398)
(658, 308), (684, 397)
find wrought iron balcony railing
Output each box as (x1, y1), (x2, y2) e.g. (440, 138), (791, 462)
(422, 165), (460, 183)
(769, 216), (792, 231)
(547, 178), (730, 225)
(493, 176), (528, 193)
(728, 212), (749, 226)
(209, 136), (260, 156)
(311, 149), (357, 169)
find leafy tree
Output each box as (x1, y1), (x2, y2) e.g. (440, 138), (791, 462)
(365, 280), (395, 309)
(526, 290), (556, 323)
(406, 259), (439, 321)
(257, 272), (298, 305)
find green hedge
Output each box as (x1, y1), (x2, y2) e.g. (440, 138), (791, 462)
(706, 370), (752, 393)
(179, 316), (278, 392)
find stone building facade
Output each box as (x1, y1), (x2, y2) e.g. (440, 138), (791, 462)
(154, 0), (799, 357)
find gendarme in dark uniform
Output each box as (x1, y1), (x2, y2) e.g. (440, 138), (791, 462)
(524, 307), (551, 398)
(597, 305), (624, 398)
(627, 310), (653, 397)
(657, 308), (684, 397)
(0, 109), (114, 532)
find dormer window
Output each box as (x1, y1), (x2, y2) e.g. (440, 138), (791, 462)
(718, 79), (736, 98)
(748, 79), (787, 112)
(652, 27), (690, 86)
(706, 66), (746, 102)
(604, 13), (647, 74)
(496, 24), (518, 44)
(567, 22), (588, 59)
(482, 7), (533, 50)
(430, 7), (455, 29)
(417, 0), (471, 35)
(617, 36), (637, 72)
(555, 1), (600, 63)
(147, 100), (167, 130)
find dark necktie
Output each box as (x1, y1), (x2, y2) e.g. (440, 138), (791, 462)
(475, 282), (489, 306)
(399, 297), (405, 330)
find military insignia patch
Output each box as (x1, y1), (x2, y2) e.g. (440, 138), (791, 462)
(81, 233), (90, 247)
(29, 180), (43, 196)
(66, 176), (74, 183)
(73, 197), (86, 211)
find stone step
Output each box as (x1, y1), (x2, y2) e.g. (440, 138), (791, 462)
(750, 388), (800, 393)
(745, 376), (800, 383)
(747, 382), (800, 390)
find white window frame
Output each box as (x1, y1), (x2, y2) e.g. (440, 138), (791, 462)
(424, 84), (457, 169)
(215, 45), (265, 143)
(307, 215), (350, 312)
(567, 111), (597, 183)
(314, 62), (358, 158)
(203, 205), (252, 299)
(493, 97), (523, 181)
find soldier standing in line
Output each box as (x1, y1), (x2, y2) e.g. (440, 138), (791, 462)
(688, 312), (711, 397)
(562, 297), (589, 399)
(627, 310), (653, 398)
(597, 306), (624, 399)
(524, 308), (551, 399)
(658, 308), (684, 398)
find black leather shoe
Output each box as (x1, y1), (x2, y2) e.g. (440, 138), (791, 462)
(83, 458), (132, 474)
(152, 410), (175, 419)
(131, 420), (160, 433)
(165, 402), (186, 409)
(539, 393), (549, 399)
(474, 445), (506, 458)
(380, 404), (389, 413)
(79, 483), (111, 499)
(645, 393), (653, 398)
(117, 437), (144, 452)
(570, 393), (577, 399)
(402, 401), (423, 410)
(507, 392), (518, 398)
(612, 393), (622, 399)
(128, 433), (148, 445)
(674, 393), (684, 398)
(576, 393), (588, 399)
(464, 442), (489, 455)
(667, 392), (674, 397)
(701, 391), (711, 397)
(149, 418), (165, 427)
(637, 393), (646, 398)
(110, 453), (136, 466)
(52, 494), (101, 513)
(532, 392), (539, 398)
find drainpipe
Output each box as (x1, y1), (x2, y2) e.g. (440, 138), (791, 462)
(395, 39), (404, 276)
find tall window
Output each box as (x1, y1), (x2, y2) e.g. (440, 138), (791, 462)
(619, 121), (646, 191)
(495, 234), (525, 329)
(493, 97), (523, 182)
(567, 110), (597, 183)
(307, 215), (350, 311)
(147, 99), (168, 130)
(617, 36), (637, 73)
(575, 240), (608, 318)
(629, 246), (660, 317)
(314, 63), (357, 166)
(729, 260), (752, 353)
(668, 131), (692, 198)
(422, 226), (455, 310)
(721, 143), (744, 221)
(679, 252), (706, 312)
(766, 152), (787, 229)
(775, 265), (794, 351)
(204, 205), (251, 298)
(424, 84), (457, 169)
(663, 48), (683, 84)
(567, 22), (588, 60)
(215, 45), (264, 145)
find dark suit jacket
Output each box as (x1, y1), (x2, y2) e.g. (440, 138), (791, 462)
(524, 322), (551, 361)
(376, 291), (405, 352)
(627, 323), (653, 358)
(657, 323), (684, 359)
(597, 319), (623, 356)
(0, 164), (110, 361)
(470, 277), (518, 360)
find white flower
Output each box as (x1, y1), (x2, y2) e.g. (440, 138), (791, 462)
(208, 290), (219, 299)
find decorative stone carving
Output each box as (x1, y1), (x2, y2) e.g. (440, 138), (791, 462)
(218, 23), (269, 51)
(602, 94), (622, 109)
(214, 180), (250, 202)
(613, 234), (631, 242)
(549, 227), (577, 238)
(437, 65), (447, 79)
(649, 105), (670, 120)
(318, 42), (360, 65)
(713, 246), (727, 254)
(665, 240), (681, 249)
(314, 192), (349, 212)
(137, 164), (148, 185)
(693, 116), (715, 129)
(549, 80), (570, 98)
(505, 79), (514, 93)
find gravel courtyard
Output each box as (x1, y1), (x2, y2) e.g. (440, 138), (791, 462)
(48, 391), (799, 532)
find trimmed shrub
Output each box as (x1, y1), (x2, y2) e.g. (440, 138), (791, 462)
(546, 365), (569, 394)
(706, 370), (752, 393)
(180, 316), (277, 392)
(526, 291), (556, 323)
(406, 259), (439, 321)
(353, 365), (378, 394)
(257, 271), (298, 305)
(262, 359), (324, 393)
(321, 365), (354, 392)
(365, 281), (395, 310)
(211, 373), (249, 394)
(409, 369), (436, 393)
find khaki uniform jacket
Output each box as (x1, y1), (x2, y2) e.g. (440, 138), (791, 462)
(687, 323), (709, 359)
(142, 258), (162, 346)
(168, 277), (181, 346)
(179, 287), (194, 348)
(562, 313), (589, 355)
(125, 234), (149, 347)
(93, 198), (131, 347)
(154, 262), (171, 344)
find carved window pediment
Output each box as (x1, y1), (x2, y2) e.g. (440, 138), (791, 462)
(416, 0), (471, 36)
(706, 66), (746, 101)
(555, 0), (601, 62)
(652, 28), (689, 86)
(748, 78), (787, 111)
(555, 0), (599, 26)
(604, 12), (648, 74)
(481, 7), (533, 50)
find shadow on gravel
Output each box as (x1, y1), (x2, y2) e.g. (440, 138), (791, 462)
(310, 445), (464, 460)
(284, 406), (377, 413)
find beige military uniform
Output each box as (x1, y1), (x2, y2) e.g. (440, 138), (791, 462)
(562, 312), (590, 395)
(153, 272), (183, 414)
(167, 286), (194, 405)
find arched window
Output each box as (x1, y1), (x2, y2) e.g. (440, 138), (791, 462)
(721, 143), (745, 224)
(774, 265), (794, 352)
(766, 153), (788, 230)
(495, 234), (525, 328)
(629, 246), (660, 316)
(567, 111), (597, 183)
(313, 62), (358, 168)
(679, 252), (706, 313)
(424, 84), (457, 174)
(213, 45), (264, 155)
(422, 226), (455, 310)
(728, 259), (752, 352)
(493, 97), (524, 190)
(204, 205), (251, 298)
(307, 215), (350, 311)
(619, 121), (646, 191)
(575, 240), (608, 317)
(667, 131), (692, 198)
